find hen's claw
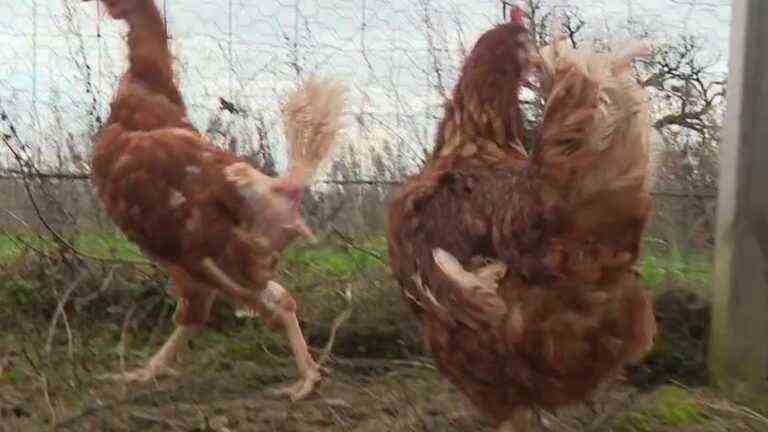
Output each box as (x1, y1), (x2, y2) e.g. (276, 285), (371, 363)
(268, 366), (322, 402)
(99, 362), (179, 383)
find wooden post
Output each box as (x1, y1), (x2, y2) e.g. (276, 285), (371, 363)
(710, 0), (768, 401)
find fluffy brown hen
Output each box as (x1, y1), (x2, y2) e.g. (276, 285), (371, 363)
(88, 0), (345, 401)
(387, 7), (656, 431)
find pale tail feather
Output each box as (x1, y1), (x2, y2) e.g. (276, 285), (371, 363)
(535, 33), (652, 199)
(282, 77), (347, 186)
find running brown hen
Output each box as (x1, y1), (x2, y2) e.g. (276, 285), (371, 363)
(88, 0), (346, 401)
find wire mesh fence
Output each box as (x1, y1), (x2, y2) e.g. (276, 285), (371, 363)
(0, 0), (728, 247)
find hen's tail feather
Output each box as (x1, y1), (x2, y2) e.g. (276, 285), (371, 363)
(282, 77), (347, 186)
(534, 36), (652, 204)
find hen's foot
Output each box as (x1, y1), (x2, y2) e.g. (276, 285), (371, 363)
(98, 326), (196, 383)
(99, 360), (179, 383)
(268, 364), (322, 402)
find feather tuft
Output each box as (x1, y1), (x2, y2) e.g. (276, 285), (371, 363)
(282, 77), (347, 186)
(432, 249), (508, 328)
(533, 33), (652, 200)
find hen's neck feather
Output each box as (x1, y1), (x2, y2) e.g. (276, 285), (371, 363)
(122, 3), (183, 108)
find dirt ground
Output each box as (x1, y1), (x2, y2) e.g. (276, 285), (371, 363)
(1, 262), (766, 432)
(1, 339), (495, 432)
(2, 326), (768, 432)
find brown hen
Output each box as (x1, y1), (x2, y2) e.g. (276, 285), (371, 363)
(87, 0), (345, 401)
(387, 7), (656, 431)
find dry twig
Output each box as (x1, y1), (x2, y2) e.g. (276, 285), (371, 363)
(45, 272), (87, 359)
(317, 283), (354, 366)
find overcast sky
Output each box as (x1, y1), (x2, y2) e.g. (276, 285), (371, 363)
(0, 0), (731, 167)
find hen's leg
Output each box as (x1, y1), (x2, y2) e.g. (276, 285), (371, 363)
(104, 268), (215, 382)
(201, 257), (321, 401)
(261, 281), (321, 401)
(105, 324), (199, 382)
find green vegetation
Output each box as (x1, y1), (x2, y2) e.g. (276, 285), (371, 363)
(648, 386), (706, 426)
(615, 386), (709, 431)
(3, 233), (711, 289)
(0, 370), (19, 383)
(0, 235), (53, 262)
(2, 232), (713, 365)
(281, 236), (387, 281)
(4, 232), (767, 432)
(0, 232), (143, 263)
(639, 237), (713, 291)
(0, 277), (41, 306)
(72, 232), (144, 260)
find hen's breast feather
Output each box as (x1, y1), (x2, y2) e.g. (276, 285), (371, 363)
(93, 127), (264, 262)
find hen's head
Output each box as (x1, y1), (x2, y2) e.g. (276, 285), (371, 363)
(84, 0), (143, 20)
(457, 6), (530, 87)
(437, 2), (531, 155)
(505, 1), (526, 26)
(222, 162), (317, 245)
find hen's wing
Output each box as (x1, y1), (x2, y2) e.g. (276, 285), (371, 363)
(387, 149), (527, 319)
(92, 125), (254, 266)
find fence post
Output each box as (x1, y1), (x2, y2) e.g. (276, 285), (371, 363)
(709, 0), (768, 402)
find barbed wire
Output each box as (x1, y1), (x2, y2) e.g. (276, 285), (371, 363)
(0, 169), (718, 199)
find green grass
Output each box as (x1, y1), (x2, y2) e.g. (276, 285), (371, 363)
(72, 232), (144, 260)
(281, 235), (713, 290)
(0, 236), (18, 261)
(281, 236), (388, 281)
(0, 235), (55, 261)
(639, 237), (713, 290)
(1, 233), (710, 290)
(0, 277), (41, 306)
(0, 232), (144, 263)
(0, 370), (19, 383)
(615, 385), (707, 431)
